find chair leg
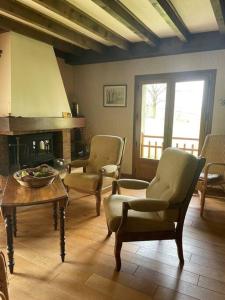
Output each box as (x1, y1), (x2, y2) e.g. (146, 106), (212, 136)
(176, 234), (184, 266)
(118, 186), (121, 195)
(114, 237), (123, 271)
(106, 224), (112, 238)
(95, 192), (101, 216)
(200, 190), (206, 217)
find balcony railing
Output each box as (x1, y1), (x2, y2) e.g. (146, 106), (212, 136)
(141, 133), (199, 160)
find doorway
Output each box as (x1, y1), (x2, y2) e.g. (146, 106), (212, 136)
(133, 70), (216, 180)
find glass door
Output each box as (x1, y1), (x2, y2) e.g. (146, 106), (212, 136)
(134, 71), (216, 180)
(172, 81), (205, 155)
(141, 83), (167, 160)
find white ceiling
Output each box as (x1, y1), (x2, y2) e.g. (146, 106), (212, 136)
(2, 0), (221, 49)
(67, 0), (142, 42)
(171, 0), (218, 33)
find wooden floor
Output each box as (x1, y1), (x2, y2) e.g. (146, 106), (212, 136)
(1, 189), (225, 300)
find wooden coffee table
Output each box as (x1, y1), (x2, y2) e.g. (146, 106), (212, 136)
(0, 175), (68, 274)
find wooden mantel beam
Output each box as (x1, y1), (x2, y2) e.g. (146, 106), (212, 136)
(149, 0), (190, 41)
(0, 0), (104, 52)
(32, 0), (129, 50)
(92, 0), (159, 46)
(0, 14), (83, 57)
(210, 0), (225, 34)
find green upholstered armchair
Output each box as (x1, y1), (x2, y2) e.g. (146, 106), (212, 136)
(64, 135), (126, 216)
(196, 134), (225, 216)
(104, 148), (205, 271)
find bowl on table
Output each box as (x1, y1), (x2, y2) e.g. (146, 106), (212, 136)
(13, 164), (59, 188)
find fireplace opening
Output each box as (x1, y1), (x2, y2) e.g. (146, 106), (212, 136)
(8, 132), (61, 172)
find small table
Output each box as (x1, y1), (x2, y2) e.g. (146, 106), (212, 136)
(0, 176), (68, 274)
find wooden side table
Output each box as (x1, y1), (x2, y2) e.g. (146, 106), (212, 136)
(0, 176), (68, 274)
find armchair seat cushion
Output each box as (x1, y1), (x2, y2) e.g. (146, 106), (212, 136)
(64, 173), (100, 193)
(104, 195), (175, 233)
(64, 173), (114, 193)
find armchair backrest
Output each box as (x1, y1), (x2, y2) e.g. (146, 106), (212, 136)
(86, 135), (125, 174)
(146, 148), (204, 221)
(200, 134), (225, 175)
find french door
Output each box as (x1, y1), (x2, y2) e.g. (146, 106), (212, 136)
(133, 70), (216, 180)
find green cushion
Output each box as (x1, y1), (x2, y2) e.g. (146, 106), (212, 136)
(104, 195), (175, 233)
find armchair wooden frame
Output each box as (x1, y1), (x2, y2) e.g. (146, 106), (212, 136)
(196, 134), (225, 216)
(0, 251), (8, 300)
(199, 162), (225, 216)
(67, 137), (126, 216)
(107, 157), (205, 271)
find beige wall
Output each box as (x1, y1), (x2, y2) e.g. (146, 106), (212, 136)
(11, 32), (71, 117)
(0, 32), (71, 117)
(57, 57), (76, 102)
(0, 33), (11, 117)
(73, 50), (225, 174)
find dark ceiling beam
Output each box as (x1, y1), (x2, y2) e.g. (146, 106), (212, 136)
(32, 0), (129, 50)
(92, 0), (159, 46)
(67, 31), (225, 65)
(149, 0), (190, 41)
(0, 0), (104, 52)
(0, 14), (83, 57)
(210, 0), (225, 34)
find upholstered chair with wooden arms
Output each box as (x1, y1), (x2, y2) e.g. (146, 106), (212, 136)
(64, 135), (126, 216)
(0, 251), (9, 300)
(196, 134), (225, 216)
(104, 148), (205, 271)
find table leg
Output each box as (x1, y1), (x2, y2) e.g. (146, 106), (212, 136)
(59, 198), (68, 262)
(13, 207), (17, 237)
(53, 202), (58, 231)
(4, 211), (14, 274)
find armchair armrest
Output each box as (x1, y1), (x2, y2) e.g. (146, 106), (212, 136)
(205, 162), (225, 170)
(127, 198), (169, 212)
(116, 198), (169, 233)
(115, 179), (149, 190)
(101, 164), (118, 176)
(68, 159), (89, 173)
(70, 159), (89, 168)
(201, 162), (225, 184)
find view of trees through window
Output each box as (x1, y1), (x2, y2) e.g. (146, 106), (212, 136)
(141, 81), (204, 159)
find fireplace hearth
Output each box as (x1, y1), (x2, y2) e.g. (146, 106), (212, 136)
(0, 117), (86, 175)
(8, 132), (56, 171)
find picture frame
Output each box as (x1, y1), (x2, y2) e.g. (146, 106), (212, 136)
(103, 85), (127, 107)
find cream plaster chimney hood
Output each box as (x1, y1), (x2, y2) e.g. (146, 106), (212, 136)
(0, 32), (83, 134)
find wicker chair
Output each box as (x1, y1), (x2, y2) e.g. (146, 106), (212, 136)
(197, 134), (225, 216)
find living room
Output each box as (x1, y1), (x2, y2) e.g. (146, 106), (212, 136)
(1, 1), (225, 299)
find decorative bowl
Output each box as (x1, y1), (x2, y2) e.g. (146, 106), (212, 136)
(13, 164), (59, 188)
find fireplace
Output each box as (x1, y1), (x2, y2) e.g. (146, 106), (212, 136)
(8, 132), (56, 171)
(0, 117), (85, 175)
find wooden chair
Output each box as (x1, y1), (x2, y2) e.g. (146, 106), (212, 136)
(104, 148), (205, 271)
(64, 135), (126, 216)
(196, 134), (225, 216)
(0, 251), (9, 300)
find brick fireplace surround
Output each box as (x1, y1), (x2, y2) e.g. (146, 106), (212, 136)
(0, 117), (85, 175)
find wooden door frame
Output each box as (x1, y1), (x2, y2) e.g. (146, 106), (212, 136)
(133, 69), (217, 179)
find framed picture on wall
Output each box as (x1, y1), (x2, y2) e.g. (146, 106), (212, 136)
(103, 85), (127, 107)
